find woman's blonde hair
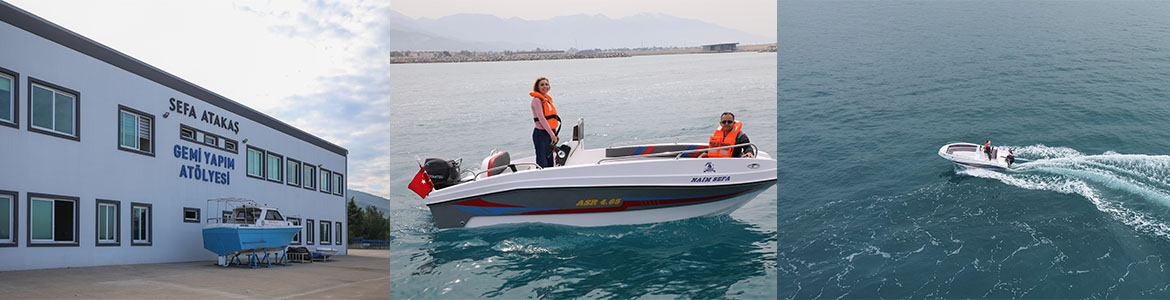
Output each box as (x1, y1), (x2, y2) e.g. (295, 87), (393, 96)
(532, 77), (549, 93)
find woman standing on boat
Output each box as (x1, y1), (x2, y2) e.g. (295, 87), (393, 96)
(530, 77), (560, 168)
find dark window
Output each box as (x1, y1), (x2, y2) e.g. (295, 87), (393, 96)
(203, 134), (218, 147)
(180, 127), (195, 139)
(289, 217), (301, 245)
(131, 203), (151, 246)
(117, 106), (154, 156)
(266, 152), (283, 183)
(335, 221), (342, 245)
(303, 164), (317, 190)
(1, 190), (16, 246)
(27, 78), (80, 141)
(0, 67), (17, 128)
(224, 140), (237, 152)
(286, 158), (301, 187)
(183, 207), (200, 223)
(247, 146), (265, 179)
(306, 219), (314, 245)
(28, 193), (79, 246)
(265, 210), (284, 221)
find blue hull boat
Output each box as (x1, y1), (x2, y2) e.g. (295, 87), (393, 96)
(202, 226), (301, 256)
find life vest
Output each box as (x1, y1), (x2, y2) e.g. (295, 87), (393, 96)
(707, 121), (742, 158)
(530, 92), (560, 133)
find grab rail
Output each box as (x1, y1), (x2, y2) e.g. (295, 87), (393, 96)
(596, 143), (757, 164)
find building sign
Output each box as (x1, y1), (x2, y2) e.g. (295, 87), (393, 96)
(169, 97), (240, 134)
(174, 144), (234, 185)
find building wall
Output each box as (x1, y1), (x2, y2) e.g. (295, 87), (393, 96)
(0, 8), (347, 271)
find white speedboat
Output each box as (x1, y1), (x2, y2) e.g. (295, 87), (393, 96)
(938, 142), (1015, 169)
(420, 119), (777, 229)
(202, 198), (301, 266)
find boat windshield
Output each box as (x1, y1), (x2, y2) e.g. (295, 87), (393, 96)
(264, 210), (284, 221)
(232, 207), (263, 223)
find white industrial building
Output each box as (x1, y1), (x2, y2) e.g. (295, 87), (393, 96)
(0, 2), (348, 270)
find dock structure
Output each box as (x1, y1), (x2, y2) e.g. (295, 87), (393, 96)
(702, 43), (740, 52)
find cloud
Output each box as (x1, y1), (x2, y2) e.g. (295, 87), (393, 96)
(236, 0), (390, 198)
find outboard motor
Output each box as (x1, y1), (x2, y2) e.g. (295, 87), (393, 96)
(424, 158), (460, 189)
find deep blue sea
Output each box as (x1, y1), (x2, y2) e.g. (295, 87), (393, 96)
(781, 1), (1170, 298)
(390, 53), (777, 299)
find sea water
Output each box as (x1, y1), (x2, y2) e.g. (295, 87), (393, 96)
(390, 53), (777, 299)
(781, 1), (1170, 298)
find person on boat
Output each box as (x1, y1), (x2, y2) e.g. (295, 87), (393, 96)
(699, 112), (755, 158)
(984, 140), (994, 160)
(530, 77), (560, 168)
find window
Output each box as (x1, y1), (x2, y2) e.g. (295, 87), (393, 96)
(306, 219), (314, 245)
(28, 79), (79, 140)
(289, 217), (301, 245)
(96, 199), (119, 246)
(1, 190), (16, 246)
(319, 220), (331, 244)
(333, 172), (344, 196)
(335, 221), (342, 245)
(118, 106), (154, 156)
(183, 207), (200, 223)
(224, 140), (237, 152)
(221, 210), (231, 223)
(303, 164), (317, 190)
(131, 203), (151, 245)
(203, 134), (218, 147)
(286, 158), (301, 187)
(247, 146), (264, 179)
(0, 67), (17, 127)
(266, 152), (283, 183)
(180, 127), (195, 139)
(28, 193), (78, 246)
(320, 168), (332, 194)
(265, 210), (284, 221)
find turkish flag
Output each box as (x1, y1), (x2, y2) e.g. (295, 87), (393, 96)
(408, 165), (434, 198)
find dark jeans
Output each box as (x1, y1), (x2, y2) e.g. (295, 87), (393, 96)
(533, 128), (554, 168)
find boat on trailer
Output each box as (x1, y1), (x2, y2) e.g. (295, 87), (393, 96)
(419, 118), (777, 229)
(202, 198), (301, 267)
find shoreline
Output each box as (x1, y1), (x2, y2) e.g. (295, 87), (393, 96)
(390, 43), (776, 64)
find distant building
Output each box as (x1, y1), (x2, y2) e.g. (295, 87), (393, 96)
(702, 43), (739, 52)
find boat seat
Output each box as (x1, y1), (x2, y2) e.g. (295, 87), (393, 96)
(486, 151), (512, 177)
(604, 144), (708, 158)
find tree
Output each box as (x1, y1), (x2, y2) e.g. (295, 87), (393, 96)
(347, 197), (364, 240)
(360, 205), (390, 240)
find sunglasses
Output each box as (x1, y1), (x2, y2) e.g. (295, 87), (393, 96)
(720, 120), (734, 124)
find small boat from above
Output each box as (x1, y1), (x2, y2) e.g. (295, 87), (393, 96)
(202, 198), (301, 266)
(938, 142), (1015, 169)
(413, 118), (777, 229)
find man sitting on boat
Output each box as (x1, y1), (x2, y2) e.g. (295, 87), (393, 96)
(699, 112), (755, 158)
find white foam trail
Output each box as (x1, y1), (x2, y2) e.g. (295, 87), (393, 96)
(957, 146), (1170, 240)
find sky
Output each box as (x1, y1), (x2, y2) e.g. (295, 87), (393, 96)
(390, 0), (777, 40)
(7, 0), (391, 198)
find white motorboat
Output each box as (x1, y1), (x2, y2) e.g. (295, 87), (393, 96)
(418, 119), (777, 229)
(938, 142), (1015, 169)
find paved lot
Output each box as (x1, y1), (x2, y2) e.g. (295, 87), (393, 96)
(0, 249), (389, 299)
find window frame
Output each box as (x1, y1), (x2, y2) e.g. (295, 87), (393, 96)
(179, 124), (238, 154)
(303, 163), (317, 191)
(95, 199), (120, 246)
(130, 202), (152, 246)
(116, 105), (155, 157)
(335, 221), (342, 245)
(0, 189), (17, 247)
(0, 67), (18, 129)
(319, 220), (331, 244)
(306, 219), (315, 245)
(27, 78), (80, 141)
(266, 151), (284, 183)
(320, 168), (332, 194)
(286, 158), (302, 187)
(246, 145), (266, 179)
(289, 217), (301, 245)
(333, 172), (344, 196)
(26, 192), (79, 247)
(183, 207), (200, 223)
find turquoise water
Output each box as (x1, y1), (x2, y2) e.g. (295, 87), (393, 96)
(390, 53), (777, 299)
(781, 1), (1170, 298)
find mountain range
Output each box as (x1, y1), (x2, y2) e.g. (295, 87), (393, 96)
(348, 189), (389, 217)
(389, 9), (771, 51)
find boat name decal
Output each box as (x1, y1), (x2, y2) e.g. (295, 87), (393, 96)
(175, 144), (234, 185)
(169, 97), (241, 134)
(576, 198), (622, 207)
(691, 176), (731, 183)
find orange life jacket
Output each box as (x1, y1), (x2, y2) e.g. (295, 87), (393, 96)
(530, 92), (560, 132)
(707, 121), (742, 158)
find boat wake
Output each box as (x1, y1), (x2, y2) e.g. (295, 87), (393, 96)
(957, 144), (1170, 240)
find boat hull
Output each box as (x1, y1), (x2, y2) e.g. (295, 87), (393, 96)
(202, 226), (301, 256)
(428, 179), (776, 229)
(938, 142), (1012, 169)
